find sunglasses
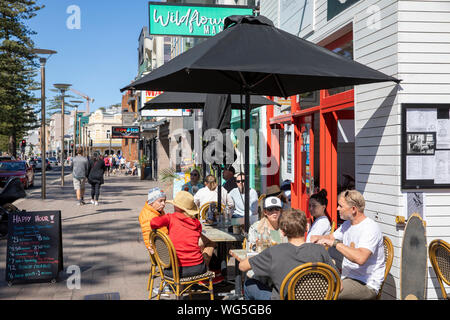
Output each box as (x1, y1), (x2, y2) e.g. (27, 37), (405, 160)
(191, 173), (198, 176)
(236, 180), (245, 183)
(266, 207), (281, 212)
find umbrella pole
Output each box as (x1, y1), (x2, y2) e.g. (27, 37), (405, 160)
(217, 164), (222, 214)
(244, 91), (250, 234)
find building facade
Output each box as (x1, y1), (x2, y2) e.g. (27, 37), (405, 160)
(48, 112), (71, 158)
(261, 0), (450, 300)
(86, 108), (123, 156)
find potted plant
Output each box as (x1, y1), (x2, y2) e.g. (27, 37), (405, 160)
(138, 155), (148, 180)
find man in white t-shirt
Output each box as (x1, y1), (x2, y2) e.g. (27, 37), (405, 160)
(310, 189), (385, 300)
(193, 175), (233, 209)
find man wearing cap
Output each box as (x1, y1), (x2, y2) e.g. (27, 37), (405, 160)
(151, 191), (215, 278)
(222, 165), (238, 193)
(139, 187), (168, 253)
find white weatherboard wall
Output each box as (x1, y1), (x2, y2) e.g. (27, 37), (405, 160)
(397, 0), (450, 300)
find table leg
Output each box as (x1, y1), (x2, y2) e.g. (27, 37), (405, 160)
(234, 257), (242, 298)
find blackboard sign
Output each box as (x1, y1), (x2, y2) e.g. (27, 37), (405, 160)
(5, 211), (63, 285)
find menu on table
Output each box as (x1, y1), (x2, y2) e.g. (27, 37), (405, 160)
(5, 211), (63, 285)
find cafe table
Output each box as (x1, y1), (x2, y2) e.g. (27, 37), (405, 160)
(228, 248), (256, 299)
(201, 221), (245, 298)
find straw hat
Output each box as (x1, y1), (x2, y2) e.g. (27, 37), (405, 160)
(166, 191), (199, 217)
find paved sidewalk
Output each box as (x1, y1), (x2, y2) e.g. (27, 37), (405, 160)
(0, 173), (173, 300)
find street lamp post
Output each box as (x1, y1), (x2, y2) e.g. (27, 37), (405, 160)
(70, 100), (83, 157)
(53, 83), (72, 187)
(32, 49), (57, 200)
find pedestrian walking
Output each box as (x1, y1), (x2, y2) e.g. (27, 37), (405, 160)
(120, 156), (126, 175)
(111, 155), (117, 175)
(104, 154), (111, 177)
(87, 152), (106, 206)
(70, 148), (89, 206)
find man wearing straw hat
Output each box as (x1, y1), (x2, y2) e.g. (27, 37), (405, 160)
(151, 191), (216, 278)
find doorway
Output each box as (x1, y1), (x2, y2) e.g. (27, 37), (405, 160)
(294, 30), (355, 226)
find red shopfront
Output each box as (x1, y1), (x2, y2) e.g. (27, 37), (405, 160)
(267, 31), (355, 225)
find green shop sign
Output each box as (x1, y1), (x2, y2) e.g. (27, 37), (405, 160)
(148, 2), (254, 37)
(327, 0), (361, 21)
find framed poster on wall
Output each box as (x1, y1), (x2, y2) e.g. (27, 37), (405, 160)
(402, 103), (450, 189)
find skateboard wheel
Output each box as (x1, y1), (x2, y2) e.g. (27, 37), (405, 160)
(395, 216), (405, 224)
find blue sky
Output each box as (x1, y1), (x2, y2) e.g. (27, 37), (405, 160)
(27, 0), (163, 112)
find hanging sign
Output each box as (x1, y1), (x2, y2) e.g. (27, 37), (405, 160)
(327, 0), (361, 21)
(111, 126), (140, 139)
(148, 2), (254, 37)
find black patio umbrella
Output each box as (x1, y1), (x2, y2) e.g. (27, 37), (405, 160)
(140, 91), (279, 111)
(121, 15), (400, 233)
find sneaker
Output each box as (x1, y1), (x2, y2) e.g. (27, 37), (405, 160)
(76, 201), (82, 206)
(90, 199), (95, 205)
(94, 201), (99, 206)
(152, 286), (170, 296)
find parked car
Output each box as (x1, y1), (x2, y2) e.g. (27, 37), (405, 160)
(35, 158), (51, 171)
(0, 160), (34, 189)
(48, 157), (59, 167)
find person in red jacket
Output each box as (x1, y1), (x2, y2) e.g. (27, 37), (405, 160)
(151, 190), (208, 278)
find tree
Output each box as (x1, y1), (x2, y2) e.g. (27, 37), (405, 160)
(0, 0), (44, 157)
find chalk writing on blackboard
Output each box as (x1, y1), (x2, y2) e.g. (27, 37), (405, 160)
(5, 211), (63, 284)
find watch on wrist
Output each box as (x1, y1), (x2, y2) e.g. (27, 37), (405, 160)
(332, 239), (341, 248)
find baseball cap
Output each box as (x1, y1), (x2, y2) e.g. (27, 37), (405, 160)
(263, 196), (282, 210)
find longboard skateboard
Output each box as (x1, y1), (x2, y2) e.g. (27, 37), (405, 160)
(400, 213), (427, 300)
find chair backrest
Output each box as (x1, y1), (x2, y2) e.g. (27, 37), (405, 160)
(429, 239), (450, 299)
(258, 194), (266, 205)
(279, 262), (341, 300)
(199, 201), (225, 220)
(330, 221), (336, 233)
(150, 230), (180, 280)
(377, 235), (394, 299)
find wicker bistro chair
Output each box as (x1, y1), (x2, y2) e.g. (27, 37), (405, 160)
(150, 230), (215, 300)
(147, 252), (161, 300)
(331, 221), (336, 233)
(199, 202), (226, 221)
(429, 239), (450, 300)
(376, 236), (394, 300)
(279, 262), (341, 300)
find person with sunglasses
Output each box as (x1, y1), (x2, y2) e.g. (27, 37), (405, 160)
(247, 196), (287, 250)
(310, 189), (385, 300)
(228, 172), (259, 225)
(182, 169), (204, 195)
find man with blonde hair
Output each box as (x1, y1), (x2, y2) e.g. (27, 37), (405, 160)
(310, 189), (385, 300)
